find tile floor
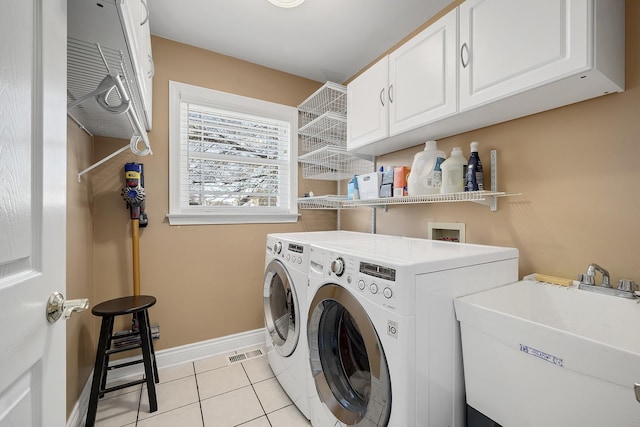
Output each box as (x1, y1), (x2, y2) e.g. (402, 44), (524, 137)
(93, 346), (311, 427)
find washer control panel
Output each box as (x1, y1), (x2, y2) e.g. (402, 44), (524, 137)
(267, 238), (307, 272)
(319, 251), (404, 312)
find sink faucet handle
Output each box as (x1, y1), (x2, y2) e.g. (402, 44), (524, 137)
(617, 279), (639, 293)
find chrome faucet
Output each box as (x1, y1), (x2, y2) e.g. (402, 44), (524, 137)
(578, 262), (638, 299)
(584, 263), (611, 287)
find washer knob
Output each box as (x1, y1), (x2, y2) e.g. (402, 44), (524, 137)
(273, 242), (282, 254)
(331, 257), (345, 276)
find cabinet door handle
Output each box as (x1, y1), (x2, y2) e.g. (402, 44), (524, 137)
(141, 0), (150, 26)
(388, 84), (394, 103)
(379, 88), (385, 107)
(461, 43), (470, 68)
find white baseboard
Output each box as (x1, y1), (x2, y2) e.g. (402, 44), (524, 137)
(67, 328), (266, 427)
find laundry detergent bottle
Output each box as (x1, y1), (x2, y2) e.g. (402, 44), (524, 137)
(440, 147), (467, 193)
(465, 141), (485, 191)
(407, 140), (447, 196)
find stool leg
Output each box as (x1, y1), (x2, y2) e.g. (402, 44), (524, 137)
(86, 316), (114, 427)
(137, 310), (158, 413)
(99, 317), (114, 397)
(142, 308), (159, 383)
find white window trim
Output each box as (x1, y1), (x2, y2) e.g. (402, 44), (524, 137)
(167, 81), (299, 225)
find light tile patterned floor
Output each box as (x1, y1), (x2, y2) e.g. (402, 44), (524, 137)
(93, 346), (311, 427)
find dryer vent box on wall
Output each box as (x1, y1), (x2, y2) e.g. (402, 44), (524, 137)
(428, 222), (465, 243)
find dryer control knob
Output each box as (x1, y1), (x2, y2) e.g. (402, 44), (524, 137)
(331, 257), (345, 276)
(273, 242), (283, 254)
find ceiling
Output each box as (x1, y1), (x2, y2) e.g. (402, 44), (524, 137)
(149, 0), (452, 83)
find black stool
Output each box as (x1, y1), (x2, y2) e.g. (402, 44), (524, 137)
(85, 295), (159, 427)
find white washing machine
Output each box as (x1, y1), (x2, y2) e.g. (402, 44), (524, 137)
(263, 231), (372, 419)
(306, 235), (519, 427)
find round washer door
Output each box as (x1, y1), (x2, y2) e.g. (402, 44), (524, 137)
(308, 283), (391, 426)
(263, 259), (300, 357)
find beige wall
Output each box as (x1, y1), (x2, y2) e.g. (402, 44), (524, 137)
(66, 119), (97, 417)
(342, 1), (640, 285)
(90, 36), (336, 353)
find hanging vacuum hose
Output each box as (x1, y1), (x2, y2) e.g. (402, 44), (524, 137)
(121, 163), (148, 297)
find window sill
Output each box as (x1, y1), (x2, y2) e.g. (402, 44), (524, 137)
(166, 213), (300, 226)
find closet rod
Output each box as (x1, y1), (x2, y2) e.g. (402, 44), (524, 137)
(77, 144), (130, 182)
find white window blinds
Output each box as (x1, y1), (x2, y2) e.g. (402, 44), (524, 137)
(168, 81), (298, 225)
(182, 104), (290, 208)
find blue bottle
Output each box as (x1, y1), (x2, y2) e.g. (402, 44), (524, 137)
(465, 142), (484, 191)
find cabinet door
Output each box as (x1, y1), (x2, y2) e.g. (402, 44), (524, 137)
(459, 0), (589, 111)
(347, 56), (389, 151)
(139, 0), (154, 129)
(389, 8), (458, 136)
(118, 0), (154, 129)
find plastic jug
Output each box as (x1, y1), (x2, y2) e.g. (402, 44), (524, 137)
(407, 141), (447, 196)
(440, 147), (467, 193)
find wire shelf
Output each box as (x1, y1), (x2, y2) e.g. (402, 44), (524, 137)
(343, 191), (520, 207)
(299, 112), (347, 152)
(298, 191), (520, 209)
(67, 38), (140, 140)
(298, 146), (373, 181)
(297, 196), (357, 210)
(298, 82), (347, 128)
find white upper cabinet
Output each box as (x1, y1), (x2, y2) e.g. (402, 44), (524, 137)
(389, 8), (458, 135)
(347, 56), (390, 151)
(347, 0), (624, 156)
(348, 9), (458, 154)
(460, 0), (594, 111)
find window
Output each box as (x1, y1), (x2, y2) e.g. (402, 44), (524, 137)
(167, 81), (298, 225)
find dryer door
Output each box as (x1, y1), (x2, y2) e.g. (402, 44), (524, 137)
(264, 259), (300, 357)
(308, 284), (391, 426)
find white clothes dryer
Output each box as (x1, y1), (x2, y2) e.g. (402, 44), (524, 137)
(306, 235), (519, 427)
(263, 231), (373, 419)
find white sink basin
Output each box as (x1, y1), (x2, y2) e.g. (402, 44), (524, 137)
(454, 280), (640, 427)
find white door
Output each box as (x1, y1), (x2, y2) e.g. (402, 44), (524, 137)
(346, 56), (389, 151)
(0, 0), (67, 425)
(459, 0), (589, 111)
(389, 8), (458, 136)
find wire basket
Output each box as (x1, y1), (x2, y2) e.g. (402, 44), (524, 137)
(298, 82), (347, 128)
(298, 146), (373, 181)
(299, 112), (347, 152)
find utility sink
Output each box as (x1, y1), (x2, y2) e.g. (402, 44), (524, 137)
(454, 280), (640, 427)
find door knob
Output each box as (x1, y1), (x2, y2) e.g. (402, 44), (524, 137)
(635, 383), (640, 403)
(46, 292), (89, 323)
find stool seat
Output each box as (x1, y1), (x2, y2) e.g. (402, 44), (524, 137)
(85, 295), (159, 427)
(92, 295), (156, 316)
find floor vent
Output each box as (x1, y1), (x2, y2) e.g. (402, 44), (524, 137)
(227, 348), (264, 365)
